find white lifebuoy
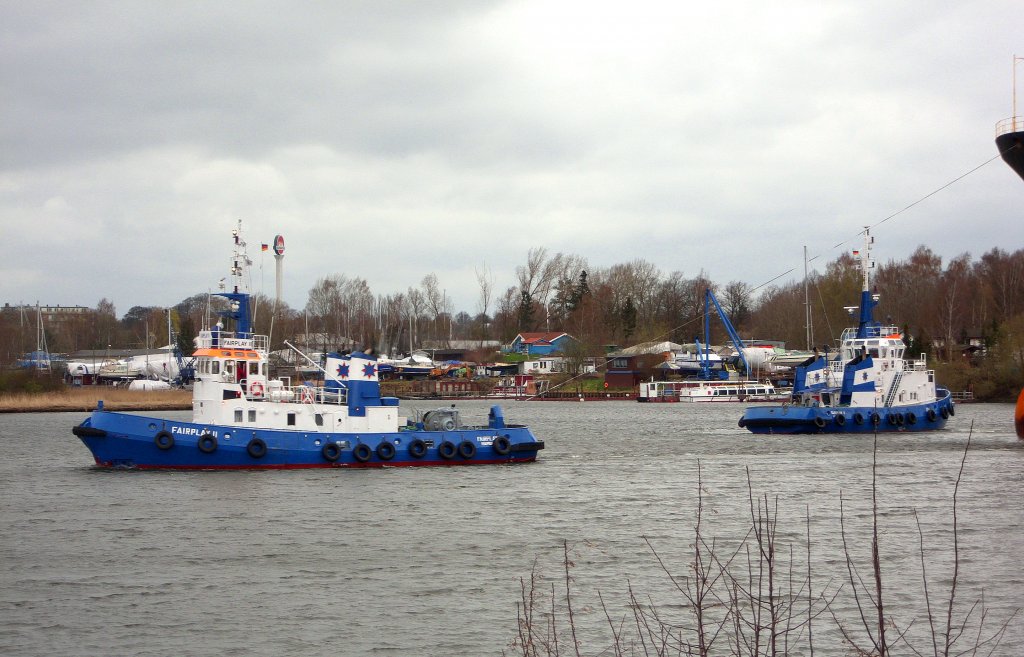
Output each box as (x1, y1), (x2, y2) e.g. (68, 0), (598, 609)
(250, 381), (264, 397)
(300, 387), (314, 403)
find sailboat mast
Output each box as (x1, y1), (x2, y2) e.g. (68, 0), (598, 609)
(803, 245), (812, 350)
(37, 302), (50, 373)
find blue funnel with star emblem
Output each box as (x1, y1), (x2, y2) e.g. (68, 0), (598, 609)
(324, 351), (381, 417)
(324, 353), (349, 394)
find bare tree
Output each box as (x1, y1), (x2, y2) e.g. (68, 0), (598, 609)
(405, 287), (426, 352)
(722, 280), (754, 330)
(476, 264), (496, 341)
(508, 438), (1018, 657)
(935, 254), (972, 360)
(516, 248), (583, 330)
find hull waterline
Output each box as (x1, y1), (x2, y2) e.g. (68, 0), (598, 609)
(74, 409), (543, 470)
(740, 390), (955, 435)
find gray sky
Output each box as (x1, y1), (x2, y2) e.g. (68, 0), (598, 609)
(3, 1), (1022, 318)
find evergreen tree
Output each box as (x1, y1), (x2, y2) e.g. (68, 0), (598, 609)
(517, 289), (535, 331)
(621, 296), (637, 342)
(569, 270), (590, 310)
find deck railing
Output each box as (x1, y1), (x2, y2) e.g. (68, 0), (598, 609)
(248, 380), (348, 405)
(840, 326), (902, 342)
(196, 331), (269, 353)
(996, 116), (1022, 137)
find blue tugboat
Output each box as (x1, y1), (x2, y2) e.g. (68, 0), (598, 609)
(739, 228), (954, 434)
(72, 223), (544, 469)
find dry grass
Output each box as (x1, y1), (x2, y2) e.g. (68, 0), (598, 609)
(0, 388), (192, 413)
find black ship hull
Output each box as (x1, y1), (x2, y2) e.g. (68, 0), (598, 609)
(996, 130), (1024, 181)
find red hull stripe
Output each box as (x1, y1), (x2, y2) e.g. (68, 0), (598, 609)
(94, 457), (536, 470)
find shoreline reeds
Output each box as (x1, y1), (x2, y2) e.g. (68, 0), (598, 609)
(0, 388), (191, 413)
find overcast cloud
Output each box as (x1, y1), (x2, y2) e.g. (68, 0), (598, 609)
(2, 1), (1022, 318)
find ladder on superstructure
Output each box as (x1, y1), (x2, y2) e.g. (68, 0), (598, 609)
(882, 370), (903, 407)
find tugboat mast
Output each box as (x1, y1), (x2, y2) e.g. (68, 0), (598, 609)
(859, 227), (873, 292)
(854, 227), (879, 339)
(217, 220), (254, 336)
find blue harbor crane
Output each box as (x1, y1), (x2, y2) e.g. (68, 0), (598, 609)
(698, 288), (749, 380)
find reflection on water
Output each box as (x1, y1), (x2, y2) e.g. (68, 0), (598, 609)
(1, 401), (1021, 656)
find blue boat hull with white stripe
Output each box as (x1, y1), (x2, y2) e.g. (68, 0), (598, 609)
(73, 404), (542, 469)
(739, 388), (953, 434)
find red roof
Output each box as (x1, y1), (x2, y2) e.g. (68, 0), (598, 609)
(515, 332), (568, 344)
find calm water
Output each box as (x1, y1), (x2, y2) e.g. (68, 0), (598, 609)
(1, 401), (1021, 656)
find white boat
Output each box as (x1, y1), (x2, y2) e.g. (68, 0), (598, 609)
(98, 350), (182, 382)
(767, 349), (817, 368)
(378, 351), (435, 379)
(678, 380), (786, 402)
(128, 379), (172, 391)
(639, 379), (785, 403)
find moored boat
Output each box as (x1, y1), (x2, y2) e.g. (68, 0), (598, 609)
(638, 379), (785, 403)
(71, 223), (544, 469)
(678, 380), (787, 403)
(739, 228), (955, 434)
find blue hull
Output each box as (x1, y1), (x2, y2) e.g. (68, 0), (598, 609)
(72, 410), (544, 469)
(739, 390), (955, 435)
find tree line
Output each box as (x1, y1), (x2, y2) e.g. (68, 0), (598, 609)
(3, 243), (1022, 396)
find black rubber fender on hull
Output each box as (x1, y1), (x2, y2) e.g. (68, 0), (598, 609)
(741, 417), (821, 432)
(72, 424), (108, 438)
(509, 440), (545, 453)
